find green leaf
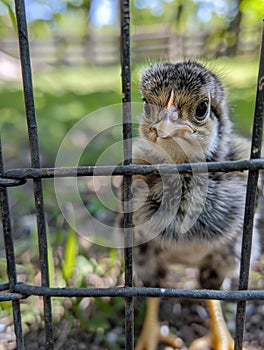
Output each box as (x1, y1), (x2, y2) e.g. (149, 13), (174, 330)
(88, 315), (110, 331)
(95, 297), (114, 314)
(1, 0), (17, 30)
(62, 229), (78, 282)
(47, 232), (55, 286)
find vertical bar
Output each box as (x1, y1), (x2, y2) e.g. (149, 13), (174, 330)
(14, 1), (53, 349)
(234, 21), (264, 350)
(0, 138), (24, 349)
(120, 1), (134, 349)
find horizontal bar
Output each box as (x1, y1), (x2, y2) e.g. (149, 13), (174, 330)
(0, 178), (27, 187)
(0, 282), (10, 291)
(0, 293), (26, 301)
(14, 283), (264, 301)
(2, 158), (264, 179)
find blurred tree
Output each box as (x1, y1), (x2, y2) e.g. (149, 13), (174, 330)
(240, 0), (264, 30)
(64, 0), (91, 35)
(226, 0), (243, 56)
(131, 0), (264, 56)
(131, 0), (198, 30)
(225, 0), (264, 55)
(1, 0), (264, 59)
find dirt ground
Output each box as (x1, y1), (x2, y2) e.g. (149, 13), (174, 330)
(1, 254), (264, 350)
(1, 198), (264, 350)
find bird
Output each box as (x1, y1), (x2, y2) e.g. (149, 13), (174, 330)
(127, 61), (263, 350)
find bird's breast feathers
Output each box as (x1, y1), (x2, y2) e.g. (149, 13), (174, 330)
(132, 169), (246, 247)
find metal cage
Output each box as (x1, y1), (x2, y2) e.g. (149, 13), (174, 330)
(0, 1), (264, 349)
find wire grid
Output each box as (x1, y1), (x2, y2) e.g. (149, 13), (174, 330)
(0, 1), (264, 349)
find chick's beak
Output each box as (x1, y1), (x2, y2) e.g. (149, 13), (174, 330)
(153, 112), (194, 139)
(152, 90), (194, 139)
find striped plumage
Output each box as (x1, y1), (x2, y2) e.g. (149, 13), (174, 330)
(130, 61), (262, 350)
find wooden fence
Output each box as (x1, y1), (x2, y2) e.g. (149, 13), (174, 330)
(0, 27), (261, 69)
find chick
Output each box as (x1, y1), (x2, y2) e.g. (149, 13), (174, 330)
(130, 61), (262, 350)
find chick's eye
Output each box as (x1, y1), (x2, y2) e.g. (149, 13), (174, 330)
(195, 100), (209, 121)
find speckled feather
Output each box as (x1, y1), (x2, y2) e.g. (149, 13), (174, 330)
(131, 61), (262, 290)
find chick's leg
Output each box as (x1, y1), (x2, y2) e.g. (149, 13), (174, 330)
(190, 299), (247, 350)
(135, 297), (183, 350)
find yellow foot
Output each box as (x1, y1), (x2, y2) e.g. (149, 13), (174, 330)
(135, 297), (183, 350)
(189, 300), (247, 350)
(135, 324), (183, 350)
(189, 334), (212, 350)
(189, 334), (247, 350)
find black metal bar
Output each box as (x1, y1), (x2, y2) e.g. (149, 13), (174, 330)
(234, 22), (264, 350)
(0, 282), (10, 291)
(14, 1), (53, 349)
(13, 284), (264, 300)
(0, 138), (24, 349)
(0, 293), (26, 302)
(2, 158), (264, 180)
(0, 178), (27, 187)
(120, 1), (134, 349)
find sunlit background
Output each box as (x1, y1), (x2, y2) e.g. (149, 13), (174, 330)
(0, 1), (264, 349)
(0, 0), (263, 164)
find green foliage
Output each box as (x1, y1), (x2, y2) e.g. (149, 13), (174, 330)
(1, 58), (258, 163)
(220, 57), (258, 135)
(131, 0), (264, 34)
(0, 66), (121, 163)
(241, 0), (264, 17)
(0, 0), (17, 30)
(47, 231), (55, 285)
(62, 228), (78, 282)
(1, 0), (264, 48)
(0, 257), (8, 282)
